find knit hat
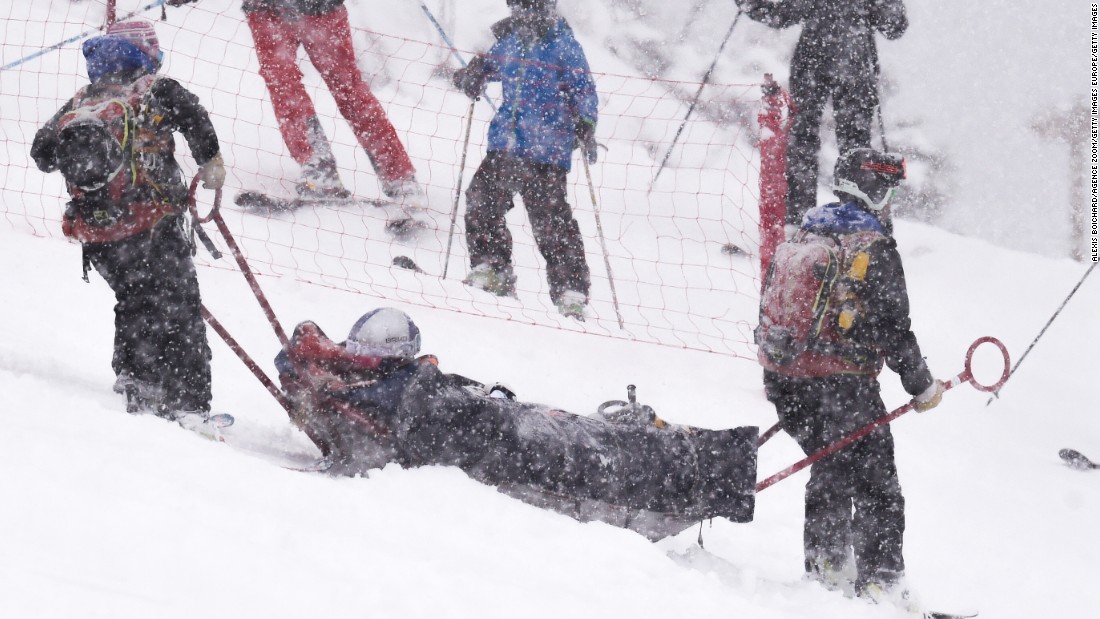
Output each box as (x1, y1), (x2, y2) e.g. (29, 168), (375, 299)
(106, 20), (162, 67)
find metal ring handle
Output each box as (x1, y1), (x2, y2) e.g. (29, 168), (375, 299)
(963, 336), (1011, 393)
(188, 173), (222, 224)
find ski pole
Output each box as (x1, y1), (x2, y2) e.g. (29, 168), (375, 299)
(756, 337), (1010, 493)
(581, 149), (625, 330)
(876, 103), (889, 152)
(649, 10), (742, 191)
(417, 0), (497, 111)
(986, 261), (1097, 404)
(873, 53), (890, 152)
(200, 305), (291, 414)
(442, 99), (477, 280)
(189, 177), (289, 347)
(1, 0), (167, 73)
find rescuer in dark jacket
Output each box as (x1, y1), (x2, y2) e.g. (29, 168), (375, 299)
(756, 149), (942, 607)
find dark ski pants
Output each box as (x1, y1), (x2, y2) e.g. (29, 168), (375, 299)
(764, 371), (905, 586)
(86, 219), (212, 412)
(785, 70), (878, 225)
(464, 151), (591, 304)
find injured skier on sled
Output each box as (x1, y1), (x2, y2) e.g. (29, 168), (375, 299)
(274, 307), (759, 541)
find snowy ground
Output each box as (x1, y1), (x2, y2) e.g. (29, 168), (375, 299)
(2, 1), (1098, 618)
(2, 197), (1098, 619)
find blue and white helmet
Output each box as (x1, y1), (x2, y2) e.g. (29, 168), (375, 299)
(345, 308), (421, 359)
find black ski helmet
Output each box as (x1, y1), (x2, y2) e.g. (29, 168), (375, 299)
(832, 148), (906, 212)
(345, 307), (421, 359)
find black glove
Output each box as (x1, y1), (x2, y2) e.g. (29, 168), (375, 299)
(574, 118), (597, 163)
(166, 0), (198, 6)
(453, 55), (488, 100)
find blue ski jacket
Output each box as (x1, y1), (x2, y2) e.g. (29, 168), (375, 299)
(481, 18), (598, 171)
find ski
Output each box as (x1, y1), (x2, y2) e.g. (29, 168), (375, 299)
(924, 612), (978, 619)
(392, 255), (426, 273)
(213, 427), (332, 473)
(175, 411), (235, 441)
(236, 190), (431, 240)
(234, 190), (390, 211)
(1059, 448), (1099, 470)
(720, 243), (745, 255)
(384, 216), (431, 241)
(278, 456), (334, 473)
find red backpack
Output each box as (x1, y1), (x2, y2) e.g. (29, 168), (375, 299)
(756, 230), (882, 377)
(55, 74), (177, 243)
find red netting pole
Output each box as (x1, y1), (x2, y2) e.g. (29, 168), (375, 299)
(106, 0), (116, 28)
(757, 74), (793, 280)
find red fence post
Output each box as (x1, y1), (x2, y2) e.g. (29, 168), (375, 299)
(757, 74), (793, 280)
(106, 0), (116, 28)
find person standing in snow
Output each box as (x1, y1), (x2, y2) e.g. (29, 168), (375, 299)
(736, 0), (907, 229)
(450, 0), (598, 320)
(31, 20), (224, 421)
(168, 0), (428, 225)
(755, 148), (943, 607)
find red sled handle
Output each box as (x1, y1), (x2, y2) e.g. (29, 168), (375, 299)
(755, 337), (1010, 493)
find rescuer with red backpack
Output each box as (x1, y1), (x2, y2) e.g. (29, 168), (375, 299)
(756, 148), (944, 607)
(31, 20), (225, 422)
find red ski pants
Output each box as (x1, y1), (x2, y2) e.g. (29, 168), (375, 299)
(246, 7), (415, 183)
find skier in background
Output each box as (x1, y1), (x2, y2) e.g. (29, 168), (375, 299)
(31, 20), (224, 423)
(451, 0), (598, 320)
(736, 0), (908, 229)
(168, 0), (429, 229)
(755, 148), (943, 609)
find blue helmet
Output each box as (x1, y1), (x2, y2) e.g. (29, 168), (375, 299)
(83, 21), (162, 82)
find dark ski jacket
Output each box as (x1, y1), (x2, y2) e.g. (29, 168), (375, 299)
(32, 77), (220, 194)
(275, 322), (758, 540)
(241, 0), (345, 16)
(31, 53), (220, 243)
(478, 16), (599, 171)
(794, 201), (932, 396)
(740, 0), (907, 84)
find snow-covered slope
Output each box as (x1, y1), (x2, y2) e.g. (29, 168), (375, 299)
(1, 1), (1097, 618)
(2, 203), (1098, 619)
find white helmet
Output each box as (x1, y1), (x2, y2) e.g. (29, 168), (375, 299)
(345, 308), (421, 359)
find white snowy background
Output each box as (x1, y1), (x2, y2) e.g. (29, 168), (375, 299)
(1, 1), (1097, 618)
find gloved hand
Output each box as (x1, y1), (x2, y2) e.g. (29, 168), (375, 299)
(198, 152), (226, 190)
(913, 379), (945, 413)
(453, 55), (488, 99)
(574, 117), (597, 163)
(166, 0), (198, 6)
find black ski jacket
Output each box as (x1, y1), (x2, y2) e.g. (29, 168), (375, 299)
(740, 0), (907, 82)
(32, 75), (221, 206)
(804, 201), (931, 396)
